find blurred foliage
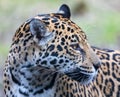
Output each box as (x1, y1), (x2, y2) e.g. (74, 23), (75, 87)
(0, 0), (120, 57)
(76, 11), (120, 45)
(72, 0), (120, 47)
(0, 44), (9, 55)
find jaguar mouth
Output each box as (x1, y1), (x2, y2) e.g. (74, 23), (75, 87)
(65, 67), (97, 85)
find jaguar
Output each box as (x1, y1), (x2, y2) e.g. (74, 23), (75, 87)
(3, 4), (120, 97)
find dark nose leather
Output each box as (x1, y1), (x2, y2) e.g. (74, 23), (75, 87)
(93, 62), (101, 70)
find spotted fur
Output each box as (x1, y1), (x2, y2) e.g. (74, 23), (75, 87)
(3, 4), (120, 97)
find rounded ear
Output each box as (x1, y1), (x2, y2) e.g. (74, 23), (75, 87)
(30, 19), (55, 46)
(58, 4), (71, 19)
(30, 19), (47, 39)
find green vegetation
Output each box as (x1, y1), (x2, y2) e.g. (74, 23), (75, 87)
(0, 0), (120, 58)
(0, 0), (120, 63)
(74, 5), (120, 46)
(0, 44), (9, 56)
(0, 0), (120, 55)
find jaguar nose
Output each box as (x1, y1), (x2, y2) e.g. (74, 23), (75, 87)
(93, 62), (101, 70)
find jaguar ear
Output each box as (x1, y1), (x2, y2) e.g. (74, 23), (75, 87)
(30, 19), (55, 46)
(58, 4), (71, 19)
(30, 19), (47, 39)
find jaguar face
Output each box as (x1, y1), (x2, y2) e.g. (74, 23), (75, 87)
(12, 4), (101, 84)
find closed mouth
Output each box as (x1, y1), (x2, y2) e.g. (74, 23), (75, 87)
(79, 66), (96, 75)
(65, 67), (96, 84)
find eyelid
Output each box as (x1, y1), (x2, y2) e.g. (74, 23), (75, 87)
(70, 44), (79, 49)
(70, 43), (85, 54)
(70, 43), (86, 62)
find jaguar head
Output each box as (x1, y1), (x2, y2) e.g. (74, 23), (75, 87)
(12, 4), (101, 84)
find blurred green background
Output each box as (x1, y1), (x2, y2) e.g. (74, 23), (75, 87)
(0, 0), (120, 96)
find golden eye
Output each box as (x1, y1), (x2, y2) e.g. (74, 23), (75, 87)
(70, 44), (79, 50)
(70, 44), (85, 55)
(70, 43), (86, 63)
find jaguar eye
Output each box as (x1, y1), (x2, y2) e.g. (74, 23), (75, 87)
(70, 44), (85, 54)
(70, 44), (80, 50)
